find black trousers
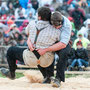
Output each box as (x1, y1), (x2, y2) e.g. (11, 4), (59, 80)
(7, 46), (54, 77)
(6, 46), (27, 72)
(38, 44), (71, 82)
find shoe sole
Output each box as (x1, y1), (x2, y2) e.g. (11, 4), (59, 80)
(51, 81), (60, 88)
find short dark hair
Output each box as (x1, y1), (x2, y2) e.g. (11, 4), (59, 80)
(51, 11), (63, 26)
(38, 7), (51, 21)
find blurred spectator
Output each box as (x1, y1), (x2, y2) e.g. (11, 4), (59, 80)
(0, 27), (3, 45)
(8, 24), (20, 38)
(27, 11), (36, 21)
(0, 22), (9, 32)
(25, 3), (35, 17)
(19, 20), (29, 32)
(50, 0), (62, 11)
(70, 30), (77, 45)
(57, 0), (63, 4)
(81, 1), (88, 14)
(1, 14), (7, 24)
(56, 1), (69, 13)
(4, 19), (15, 35)
(7, 19), (14, 27)
(16, 34), (27, 46)
(13, 0), (21, 9)
(69, 4), (86, 30)
(0, 2), (8, 11)
(38, 0), (52, 7)
(8, 2), (15, 15)
(15, 5), (25, 19)
(67, 47), (76, 68)
(18, 11), (26, 19)
(0, 6), (8, 15)
(73, 33), (90, 49)
(21, 31), (27, 40)
(58, 10), (69, 17)
(13, 30), (20, 42)
(31, 0), (39, 12)
(69, 41), (89, 71)
(16, 11), (26, 27)
(8, 15), (15, 21)
(78, 19), (90, 39)
(3, 34), (17, 46)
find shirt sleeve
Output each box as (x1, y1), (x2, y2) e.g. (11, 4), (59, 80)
(60, 18), (72, 45)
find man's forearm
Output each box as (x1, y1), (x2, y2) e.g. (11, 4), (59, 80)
(45, 42), (66, 52)
(27, 37), (34, 51)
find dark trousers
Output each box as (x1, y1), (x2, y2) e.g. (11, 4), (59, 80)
(6, 46), (27, 72)
(38, 44), (71, 82)
(7, 46), (54, 77)
(38, 61), (54, 78)
(56, 44), (71, 82)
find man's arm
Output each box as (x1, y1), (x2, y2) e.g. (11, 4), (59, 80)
(37, 16), (71, 55)
(27, 37), (35, 51)
(37, 42), (66, 55)
(45, 42), (66, 52)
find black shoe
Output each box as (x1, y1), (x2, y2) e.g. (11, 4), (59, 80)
(51, 77), (61, 87)
(0, 68), (15, 80)
(42, 77), (51, 84)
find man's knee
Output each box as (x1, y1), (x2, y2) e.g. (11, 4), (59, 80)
(7, 46), (16, 56)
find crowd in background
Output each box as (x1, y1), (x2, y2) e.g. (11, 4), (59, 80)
(0, 0), (90, 70)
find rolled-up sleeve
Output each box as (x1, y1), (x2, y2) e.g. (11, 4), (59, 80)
(60, 17), (72, 45)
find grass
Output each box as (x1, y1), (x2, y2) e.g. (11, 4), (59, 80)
(0, 72), (87, 79)
(65, 74), (79, 78)
(0, 72), (24, 79)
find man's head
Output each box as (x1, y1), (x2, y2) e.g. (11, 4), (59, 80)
(38, 7), (51, 21)
(51, 11), (63, 29)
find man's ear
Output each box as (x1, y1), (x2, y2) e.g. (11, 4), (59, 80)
(38, 16), (41, 20)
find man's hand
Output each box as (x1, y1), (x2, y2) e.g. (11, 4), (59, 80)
(28, 45), (35, 51)
(28, 43), (35, 51)
(37, 48), (47, 55)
